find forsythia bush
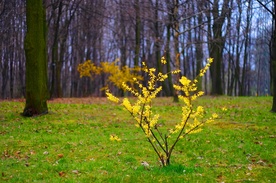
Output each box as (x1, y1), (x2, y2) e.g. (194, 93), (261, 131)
(77, 59), (142, 90)
(106, 57), (217, 167)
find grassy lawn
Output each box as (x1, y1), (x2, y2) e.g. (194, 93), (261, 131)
(0, 96), (275, 182)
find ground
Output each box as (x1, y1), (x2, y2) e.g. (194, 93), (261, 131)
(0, 97), (275, 182)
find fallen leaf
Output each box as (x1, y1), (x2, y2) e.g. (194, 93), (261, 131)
(141, 161), (149, 167)
(254, 141), (263, 145)
(72, 170), (79, 174)
(59, 171), (66, 177)
(3, 150), (9, 157)
(216, 172), (225, 182)
(100, 170), (108, 175)
(141, 161), (150, 170)
(234, 179), (248, 182)
(14, 151), (21, 158)
(257, 160), (267, 166)
(57, 154), (64, 158)
(238, 144), (243, 149)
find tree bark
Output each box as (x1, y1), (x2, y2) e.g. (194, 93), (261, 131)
(166, 23), (174, 96)
(271, 24), (276, 112)
(207, 0), (230, 95)
(134, 0), (141, 68)
(256, 0), (276, 111)
(271, 1), (276, 112)
(154, 0), (169, 96)
(50, 0), (62, 98)
(173, 0), (180, 102)
(240, 1), (252, 96)
(194, 2), (203, 91)
(22, 0), (48, 116)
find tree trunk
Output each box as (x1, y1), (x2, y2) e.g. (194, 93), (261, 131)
(50, 1), (62, 98)
(240, 1), (252, 96)
(22, 0), (48, 117)
(207, 0), (229, 95)
(134, 0), (141, 68)
(209, 43), (223, 95)
(173, 0), (180, 102)
(271, 25), (276, 112)
(194, 3), (203, 91)
(166, 24), (173, 96)
(271, 1), (276, 112)
(153, 0), (169, 96)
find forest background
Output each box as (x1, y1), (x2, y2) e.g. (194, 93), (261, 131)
(0, 0), (273, 99)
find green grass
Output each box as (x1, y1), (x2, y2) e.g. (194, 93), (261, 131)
(0, 96), (275, 182)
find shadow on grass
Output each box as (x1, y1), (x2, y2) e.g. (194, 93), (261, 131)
(150, 164), (202, 175)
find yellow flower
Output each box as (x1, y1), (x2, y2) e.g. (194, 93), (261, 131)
(187, 128), (202, 134)
(150, 114), (159, 127)
(122, 98), (132, 112)
(161, 56), (167, 64)
(179, 96), (191, 106)
(197, 91), (204, 97)
(132, 105), (140, 115)
(196, 106), (204, 116)
(207, 58), (214, 63)
(169, 129), (175, 134)
(212, 113), (219, 119)
(222, 107), (227, 111)
(106, 90), (120, 103)
(171, 70), (181, 74)
(179, 76), (191, 87)
(206, 118), (214, 123)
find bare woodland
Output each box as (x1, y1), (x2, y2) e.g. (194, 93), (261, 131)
(0, 0), (273, 99)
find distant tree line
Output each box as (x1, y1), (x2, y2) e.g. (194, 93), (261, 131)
(0, 0), (273, 99)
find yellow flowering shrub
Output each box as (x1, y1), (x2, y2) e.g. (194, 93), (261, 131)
(77, 59), (142, 90)
(106, 57), (217, 167)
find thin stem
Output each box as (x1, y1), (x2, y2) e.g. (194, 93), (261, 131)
(155, 125), (166, 145)
(149, 127), (167, 153)
(182, 120), (205, 138)
(164, 134), (170, 165)
(147, 136), (165, 166)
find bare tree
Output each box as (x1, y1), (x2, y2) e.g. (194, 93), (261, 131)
(256, 0), (276, 111)
(206, 0), (230, 95)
